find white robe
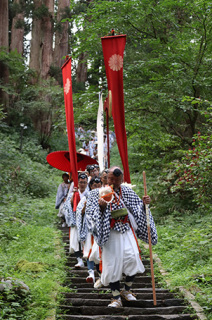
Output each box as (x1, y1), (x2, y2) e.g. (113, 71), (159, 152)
(101, 229), (145, 286)
(68, 190), (88, 253)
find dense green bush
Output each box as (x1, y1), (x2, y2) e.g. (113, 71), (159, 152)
(0, 131), (57, 200)
(171, 132), (212, 209)
(0, 278), (31, 320)
(154, 213), (212, 317)
(0, 194), (67, 320)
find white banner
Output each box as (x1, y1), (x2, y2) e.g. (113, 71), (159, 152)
(97, 92), (104, 172)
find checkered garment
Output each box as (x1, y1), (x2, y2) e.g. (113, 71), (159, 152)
(63, 189), (89, 227)
(76, 195), (89, 242)
(86, 185), (158, 248)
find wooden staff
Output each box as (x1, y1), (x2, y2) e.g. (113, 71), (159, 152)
(143, 171), (157, 306)
(106, 107), (110, 168)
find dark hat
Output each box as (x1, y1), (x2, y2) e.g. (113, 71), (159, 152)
(78, 173), (88, 180)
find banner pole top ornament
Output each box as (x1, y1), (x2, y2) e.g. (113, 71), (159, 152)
(61, 55), (72, 70)
(102, 29), (125, 38)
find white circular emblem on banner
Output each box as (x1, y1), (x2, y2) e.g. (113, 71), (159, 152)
(64, 78), (71, 95)
(108, 54), (123, 71)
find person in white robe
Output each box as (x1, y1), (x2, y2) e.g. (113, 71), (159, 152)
(86, 166), (157, 308)
(63, 173), (89, 268)
(76, 176), (102, 284)
(55, 173), (73, 226)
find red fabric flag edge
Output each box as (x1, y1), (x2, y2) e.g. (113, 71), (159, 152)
(101, 35), (131, 183)
(61, 57), (78, 187)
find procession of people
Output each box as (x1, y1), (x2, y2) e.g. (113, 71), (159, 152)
(55, 164), (158, 308)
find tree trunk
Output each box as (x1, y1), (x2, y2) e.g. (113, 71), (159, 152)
(0, 0), (8, 48)
(29, 0), (54, 141)
(75, 0), (93, 84)
(53, 0), (70, 69)
(10, 0), (24, 54)
(29, 0), (42, 80)
(29, 0), (54, 80)
(0, 0), (9, 111)
(76, 52), (87, 83)
(41, 0), (54, 79)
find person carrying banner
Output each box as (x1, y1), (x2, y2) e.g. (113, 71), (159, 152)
(63, 173), (89, 268)
(76, 176), (102, 283)
(85, 166), (157, 307)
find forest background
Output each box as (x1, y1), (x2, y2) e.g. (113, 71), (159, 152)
(0, 0), (211, 319)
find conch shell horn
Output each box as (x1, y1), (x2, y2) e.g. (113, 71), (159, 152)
(99, 185), (114, 203)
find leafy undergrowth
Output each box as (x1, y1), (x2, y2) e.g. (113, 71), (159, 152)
(0, 192), (67, 320)
(147, 211), (212, 319)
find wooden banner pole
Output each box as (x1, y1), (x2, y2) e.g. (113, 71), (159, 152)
(143, 171), (157, 306)
(106, 108), (110, 168)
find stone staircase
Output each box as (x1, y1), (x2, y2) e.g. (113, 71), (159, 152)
(57, 227), (197, 320)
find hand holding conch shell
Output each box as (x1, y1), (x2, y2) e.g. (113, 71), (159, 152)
(98, 185), (114, 212)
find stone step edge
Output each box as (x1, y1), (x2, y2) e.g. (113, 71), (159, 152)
(140, 243), (206, 320)
(60, 298), (185, 307)
(59, 304), (187, 311)
(56, 315), (197, 320)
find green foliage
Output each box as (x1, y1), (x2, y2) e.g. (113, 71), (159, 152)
(0, 277), (31, 320)
(63, 0), (212, 216)
(0, 131), (57, 200)
(0, 49), (32, 113)
(70, 0), (212, 139)
(153, 212), (212, 318)
(0, 49), (65, 147)
(21, 137), (48, 164)
(0, 106), (6, 121)
(72, 85), (101, 129)
(0, 194), (67, 320)
(0, 140), (67, 319)
(171, 132), (212, 209)
(1, 1), (212, 316)
(32, 4), (50, 19)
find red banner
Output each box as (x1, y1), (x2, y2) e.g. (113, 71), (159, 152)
(101, 35), (131, 183)
(61, 57), (78, 187)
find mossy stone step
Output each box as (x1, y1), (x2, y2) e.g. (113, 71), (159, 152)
(62, 298), (185, 308)
(61, 291), (175, 300)
(57, 315), (197, 320)
(69, 275), (153, 284)
(58, 305), (187, 316)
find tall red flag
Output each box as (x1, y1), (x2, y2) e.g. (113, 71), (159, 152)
(101, 35), (131, 183)
(61, 57), (78, 187)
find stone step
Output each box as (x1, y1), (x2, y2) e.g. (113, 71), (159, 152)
(57, 226), (196, 320)
(63, 244), (149, 258)
(70, 287), (170, 294)
(56, 315), (197, 320)
(66, 282), (154, 289)
(58, 305), (187, 316)
(69, 275), (153, 284)
(61, 292), (175, 300)
(68, 268), (151, 275)
(58, 226), (69, 232)
(62, 298), (185, 308)
(66, 258), (151, 267)
(63, 247), (149, 260)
